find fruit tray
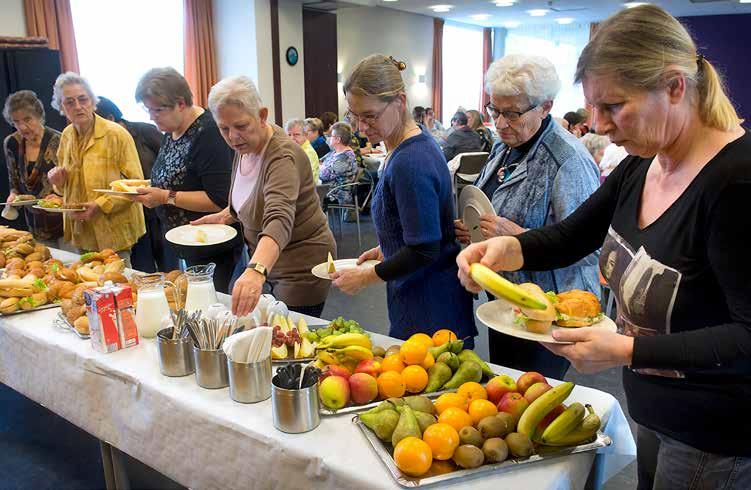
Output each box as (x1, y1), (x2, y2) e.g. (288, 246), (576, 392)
(0, 302), (60, 316)
(353, 415), (612, 487)
(53, 311), (90, 339)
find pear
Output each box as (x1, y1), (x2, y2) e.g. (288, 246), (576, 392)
(360, 409), (400, 442)
(387, 397), (405, 407)
(403, 395), (435, 415)
(396, 406), (437, 432)
(391, 405), (422, 447)
(437, 352), (460, 372)
(425, 362), (453, 393)
(448, 339), (464, 354)
(428, 342), (451, 360)
(362, 399), (398, 416)
(442, 360), (483, 390)
(457, 349), (494, 379)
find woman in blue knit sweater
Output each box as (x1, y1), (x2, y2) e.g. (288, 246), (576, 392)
(331, 54), (476, 345)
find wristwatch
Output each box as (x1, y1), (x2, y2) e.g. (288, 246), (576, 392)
(247, 262), (267, 277)
(166, 190), (177, 206)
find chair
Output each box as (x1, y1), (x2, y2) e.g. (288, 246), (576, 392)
(325, 168), (374, 248)
(452, 152), (489, 214)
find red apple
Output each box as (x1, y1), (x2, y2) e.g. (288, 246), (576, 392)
(354, 359), (382, 378)
(485, 375), (517, 405)
(497, 392), (529, 423)
(348, 373), (378, 405)
(524, 382), (552, 404)
(516, 371), (547, 395)
(536, 404), (566, 433)
(319, 375), (350, 409)
(320, 364), (351, 380)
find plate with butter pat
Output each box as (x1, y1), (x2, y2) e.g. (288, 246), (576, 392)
(165, 224), (237, 246)
(95, 179), (151, 196)
(311, 253), (380, 279)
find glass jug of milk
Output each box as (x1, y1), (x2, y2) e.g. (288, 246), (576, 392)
(184, 263), (218, 314)
(133, 273), (178, 338)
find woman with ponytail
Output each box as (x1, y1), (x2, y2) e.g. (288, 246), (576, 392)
(457, 5), (750, 488)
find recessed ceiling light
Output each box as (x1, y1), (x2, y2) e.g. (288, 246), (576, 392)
(624, 2), (648, 7)
(471, 13), (491, 20)
(527, 9), (549, 16)
(430, 4), (454, 12)
(556, 17), (574, 24)
(494, 1), (515, 6)
(503, 21), (521, 28)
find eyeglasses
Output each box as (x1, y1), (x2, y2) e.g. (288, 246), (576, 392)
(141, 104), (174, 116)
(484, 102), (538, 122)
(346, 101), (391, 127)
(63, 95), (91, 108)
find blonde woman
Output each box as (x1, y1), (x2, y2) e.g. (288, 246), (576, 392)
(457, 6), (751, 487)
(466, 109), (493, 153)
(331, 54), (475, 344)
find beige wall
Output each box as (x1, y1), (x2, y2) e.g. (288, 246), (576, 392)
(278, 0), (305, 123)
(0, 0), (27, 37)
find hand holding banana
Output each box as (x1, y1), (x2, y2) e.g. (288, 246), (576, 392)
(456, 236), (525, 294)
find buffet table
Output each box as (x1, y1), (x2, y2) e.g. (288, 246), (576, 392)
(0, 250), (636, 489)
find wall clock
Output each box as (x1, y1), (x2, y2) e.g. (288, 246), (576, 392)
(286, 47), (299, 66)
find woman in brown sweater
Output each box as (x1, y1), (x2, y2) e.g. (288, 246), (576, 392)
(192, 76), (336, 317)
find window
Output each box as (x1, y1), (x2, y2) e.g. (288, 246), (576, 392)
(442, 22), (484, 127)
(504, 23), (590, 117)
(70, 0), (184, 123)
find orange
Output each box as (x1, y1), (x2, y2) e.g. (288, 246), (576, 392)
(381, 354), (405, 373)
(421, 352), (435, 370)
(377, 371), (406, 399)
(422, 423), (460, 460)
(457, 382), (487, 402)
(400, 340), (428, 366)
(394, 437), (433, 477)
(468, 399), (498, 425)
(434, 392), (469, 414)
(408, 332), (435, 349)
(426, 459), (456, 477)
(437, 407), (474, 432)
(402, 365), (429, 393)
(432, 329), (457, 346)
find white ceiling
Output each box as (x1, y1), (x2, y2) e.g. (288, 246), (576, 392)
(358, 0), (751, 28)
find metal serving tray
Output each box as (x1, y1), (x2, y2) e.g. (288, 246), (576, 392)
(53, 311), (90, 339)
(353, 415), (612, 487)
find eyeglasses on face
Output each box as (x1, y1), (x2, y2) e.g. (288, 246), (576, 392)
(63, 95), (91, 108)
(346, 101), (391, 127)
(484, 102), (538, 122)
(141, 104), (174, 116)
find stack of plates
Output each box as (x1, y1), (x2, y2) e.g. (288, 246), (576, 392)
(458, 185), (495, 243)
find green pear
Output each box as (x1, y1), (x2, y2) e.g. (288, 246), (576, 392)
(394, 406), (438, 432)
(448, 339), (464, 354)
(360, 409), (400, 442)
(457, 349), (495, 379)
(425, 362), (453, 393)
(428, 342), (451, 360)
(387, 397), (405, 407)
(362, 399), (399, 416)
(437, 352), (460, 372)
(403, 395), (436, 415)
(391, 405), (422, 447)
(442, 360), (483, 390)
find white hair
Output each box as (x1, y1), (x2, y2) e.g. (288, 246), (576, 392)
(208, 76), (263, 117)
(284, 118), (305, 132)
(51, 72), (99, 115)
(485, 54), (561, 107)
(580, 133), (611, 157)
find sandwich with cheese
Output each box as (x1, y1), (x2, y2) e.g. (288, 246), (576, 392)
(554, 290), (603, 327)
(513, 283), (557, 334)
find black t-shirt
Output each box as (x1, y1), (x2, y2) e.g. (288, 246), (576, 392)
(151, 110), (234, 229)
(517, 131), (751, 456)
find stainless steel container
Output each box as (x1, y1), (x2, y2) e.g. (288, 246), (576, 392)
(156, 328), (195, 377)
(271, 375), (320, 433)
(227, 356), (272, 403)
(193, 346), (229, 389)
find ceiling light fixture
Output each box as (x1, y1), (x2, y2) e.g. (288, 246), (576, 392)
(494, 1), (515, 6)
(471, 13), (491, 20)
(430, 4), (454, 12)
(556, 17), (574, 24)
(739, 0), (751, 3)
(503, 21), (521, 28)
(527, 9), (549, 16)
(624, 2), (648, 7)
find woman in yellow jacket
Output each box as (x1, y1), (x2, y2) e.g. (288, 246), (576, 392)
(48, 73), (145, 263)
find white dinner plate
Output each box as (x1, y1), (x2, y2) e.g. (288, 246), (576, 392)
(9, 200), (38, 207)
(476, 298), (617, 345)
(165, 224), (238, 247)
(459, 185), (495, 243)
(311, 259), (381, 280)
(32, 205), (85, 213)
(93, 188), (141, 196)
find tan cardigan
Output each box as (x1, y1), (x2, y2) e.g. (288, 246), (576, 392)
(230, 125), (336, 306)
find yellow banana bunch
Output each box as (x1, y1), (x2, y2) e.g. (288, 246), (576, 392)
(316, 333), (372, 351)
(316, 345), (373, 367)
(517, 381), (574, 438)
(541, 404), (601, 446)
(469, 263), (547, 310)
(540, 402), (585, 444)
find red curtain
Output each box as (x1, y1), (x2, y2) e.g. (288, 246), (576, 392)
(480, 28), (492, 114)
(23, 0), (79, 73)
(184, 0), (218, 108)
(431, 18), (444, 122)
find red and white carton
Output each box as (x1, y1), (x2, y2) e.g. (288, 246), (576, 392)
(113, 284), (139, 349)
(84, 288), (120, 353)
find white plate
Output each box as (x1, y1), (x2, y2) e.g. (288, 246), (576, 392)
(32, 205), (85, 213)
(476, 298), (617, 345)
(93, 188), (140, 196)
(10, 200), (38, 207)
(165, 224), (238, 246)
(311, 259), (381, 280)
(459, 185), (495, 243)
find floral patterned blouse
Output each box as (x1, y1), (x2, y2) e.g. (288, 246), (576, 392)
(320, 148), (358, 204)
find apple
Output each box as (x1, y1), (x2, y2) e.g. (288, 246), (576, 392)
(349, 373), (378, 405)
(354, 358), (382, 378)
(537, 404), (566, 433)
(516, 371), (547, 395)
(497, 392), (529, 423)
(485, 375), (517, 405)
(319, 375), (350, 409)
(524, 382), (552, 404)
(320, 364), (351, 380)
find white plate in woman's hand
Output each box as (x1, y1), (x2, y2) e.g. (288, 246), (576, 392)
(311, 258), (381, 280)
(165, 224), (237, 246)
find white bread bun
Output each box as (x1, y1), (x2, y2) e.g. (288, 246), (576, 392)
(517, 283), (556, 334)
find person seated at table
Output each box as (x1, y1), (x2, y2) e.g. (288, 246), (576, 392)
(47, 72), (145, 264)
(563, 110), (585, 137)
(412, 106), (427, 132)
(457, 6), (751, 487)
(304, 117), (330, 158)
(320, 122), (358, 211)
(599, 142), (629, 177)
(443, 111), (483, 161)
(285, 118), (319, 182)
(466, 109), (494, 153)
(95, 96), (164, 273)
(194, 75), (336, 318)
(2, 90), (64, 248)
(453, 54), (600, 379)
(320, 111), (338, 138)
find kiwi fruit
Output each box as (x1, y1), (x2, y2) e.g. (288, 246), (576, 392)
(371, 346), (386, 358)
(453, 444), (484, 469)
(478, 416), (510, 439)
(495, 412), (516, 434)
(482, 438), (509, 464)
(505, 432), (534, 458)
(459, 426), (485, 448)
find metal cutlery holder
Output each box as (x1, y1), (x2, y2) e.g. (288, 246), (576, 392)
(156, 328), (195, 377)
(193, 346), (229, 389)
(227, 356), (272, 403)
(271, 374), (320, 433)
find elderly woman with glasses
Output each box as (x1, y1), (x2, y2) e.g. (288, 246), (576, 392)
(454, 54), (600, 379)
(47, 73), (145, 263)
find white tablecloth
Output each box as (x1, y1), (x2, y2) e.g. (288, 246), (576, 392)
(0, 250), (635, 489)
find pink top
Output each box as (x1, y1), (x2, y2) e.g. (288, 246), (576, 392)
(231, 128), (272, 213)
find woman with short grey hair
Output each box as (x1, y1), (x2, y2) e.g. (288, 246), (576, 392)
(454, 54), (601, 379)
(285, 118), (319, 182)
(51, 72), (99, 115)
(3, 90), (64, 245)
(319, 122), (358, 210)
(303, 117), (330, 158)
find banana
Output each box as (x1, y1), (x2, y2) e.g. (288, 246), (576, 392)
(541, 402), (585, 444)
(327, 345), (374, 362)
(542, 404), (601, 446)
(316, 332), (372, 350)
(316, 350), (339, 365)
(469, 263), (547, 310)
(517, 381), (575, 438)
